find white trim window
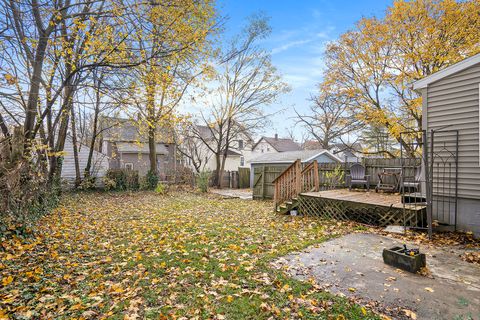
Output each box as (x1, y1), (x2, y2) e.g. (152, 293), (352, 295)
(240, 156), (245, 167)
(125, 162), (134, 170)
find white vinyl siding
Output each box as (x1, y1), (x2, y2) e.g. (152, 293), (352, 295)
(426, 63), (480, 199)
(62, 136), (109, 179)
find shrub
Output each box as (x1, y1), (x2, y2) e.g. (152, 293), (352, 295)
(325, 165), (345, 189)
(141, 170), (159, 190)
(0, 129), (60, 236)
(174, 165), (195, 186)
(106, 169), (126, 190)
(105, 169), (138, 191)
(125, 170), (139, 190)
(196, 170), (211, 193)
(103, 176), (116, 191)
(78, 176), (96, 190)
(155, 183), (169, 195)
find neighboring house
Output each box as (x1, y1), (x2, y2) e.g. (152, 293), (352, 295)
(61, 134), (109, 184)
(330, 142), (363, 163)
(184, 124), (255, 172)
(303, 140), (363, 162)
(251, 134), (301, 156)
(98, 117), (176, 179)
(249, 149), (343, 198)
(413, 53), (480, 236)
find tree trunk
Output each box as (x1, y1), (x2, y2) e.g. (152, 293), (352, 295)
(48, 86), (73, 184)
(148, 124), (157, 174)
(23, 36), (49, 146)
(84, 80), (101, 177)
(70, 106), (81, 187)
(219, 152), (228, 189)
(0, 113), (10, 138)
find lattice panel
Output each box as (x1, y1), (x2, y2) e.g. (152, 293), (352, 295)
(298, 195), (426, 227)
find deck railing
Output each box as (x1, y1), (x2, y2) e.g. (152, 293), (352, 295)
(273, 159), (301, 209)
(273, 159), (320, 209)
(301, 160), (320, 193)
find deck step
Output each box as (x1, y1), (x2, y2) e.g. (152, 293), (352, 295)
(275, 198), (300, 215)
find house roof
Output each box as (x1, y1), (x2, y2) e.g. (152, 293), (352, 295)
(249, 149), (343, 164)
(225, 149), (242, 156)
(413, 53), (480, 90)
(117, 142), (169, 154)
(101, 116), (174, 143)
(253, 136), (301, 152)
(195, 125), (214, 140)
(194, 124), (254, 144)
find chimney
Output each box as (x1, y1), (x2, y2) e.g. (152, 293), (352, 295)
(274, 133), (278, 140)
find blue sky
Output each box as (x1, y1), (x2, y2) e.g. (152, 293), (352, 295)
(218, 0), (393, 140)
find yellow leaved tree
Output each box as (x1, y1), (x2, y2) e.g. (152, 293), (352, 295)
(321, 0), (480, 157)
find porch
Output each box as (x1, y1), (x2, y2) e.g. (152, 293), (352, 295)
(298, 189), (426, 227)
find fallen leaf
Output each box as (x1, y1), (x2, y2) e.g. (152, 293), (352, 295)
(403, 309), (417, 319)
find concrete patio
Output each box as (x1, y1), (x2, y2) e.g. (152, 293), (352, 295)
(273, 233), (480, 319)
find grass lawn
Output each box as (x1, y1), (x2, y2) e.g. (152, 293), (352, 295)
(0, 191), (380, 319)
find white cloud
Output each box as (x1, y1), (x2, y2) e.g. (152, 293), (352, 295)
(271, 39), (312, 54)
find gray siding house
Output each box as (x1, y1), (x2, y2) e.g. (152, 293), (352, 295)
(414, 53), (480, 236)
(99, 117), (176, 179)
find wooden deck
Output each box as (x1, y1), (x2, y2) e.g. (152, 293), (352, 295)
(301, 189), (425, 211)
(298, 189), (426, 227)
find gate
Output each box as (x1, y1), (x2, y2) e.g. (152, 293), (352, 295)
(252, 166), (265, 199)
(400, 129), (459, 237)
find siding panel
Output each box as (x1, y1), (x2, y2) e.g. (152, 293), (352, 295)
(62, 136), (109, 180)
(426, 62), (480, 200)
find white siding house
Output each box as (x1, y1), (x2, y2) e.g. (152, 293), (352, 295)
(250, 134), (301, 158)
(61, 135), (109, 182)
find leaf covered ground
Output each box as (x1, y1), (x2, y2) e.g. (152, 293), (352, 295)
(1, 191), (379, 319)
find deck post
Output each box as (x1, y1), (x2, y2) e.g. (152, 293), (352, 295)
(295, 159), (301, 195)
(313, 160), (319, 191)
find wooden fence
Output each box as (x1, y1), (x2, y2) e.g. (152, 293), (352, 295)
(252, 158), (421, 199)
(253, 165), (289, 200)
(209, 170), (239, 188)
(238, 167), (250, 188)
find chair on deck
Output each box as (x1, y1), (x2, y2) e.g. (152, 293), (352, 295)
(346, 163), (370, 191)
(401, 166), (422, 192)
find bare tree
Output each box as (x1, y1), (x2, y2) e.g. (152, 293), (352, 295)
(194, 14), (289, 187)
(175, 121), (212, 173)
(295, 89), (361, 149)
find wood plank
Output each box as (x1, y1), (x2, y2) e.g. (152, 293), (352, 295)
(301, 189), (425, 211)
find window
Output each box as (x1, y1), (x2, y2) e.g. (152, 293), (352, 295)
(240, 156), (245, 167)
(125, 163), (134, 170)
(267, 147), (270, 151)
(238, 139), (244, 150)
